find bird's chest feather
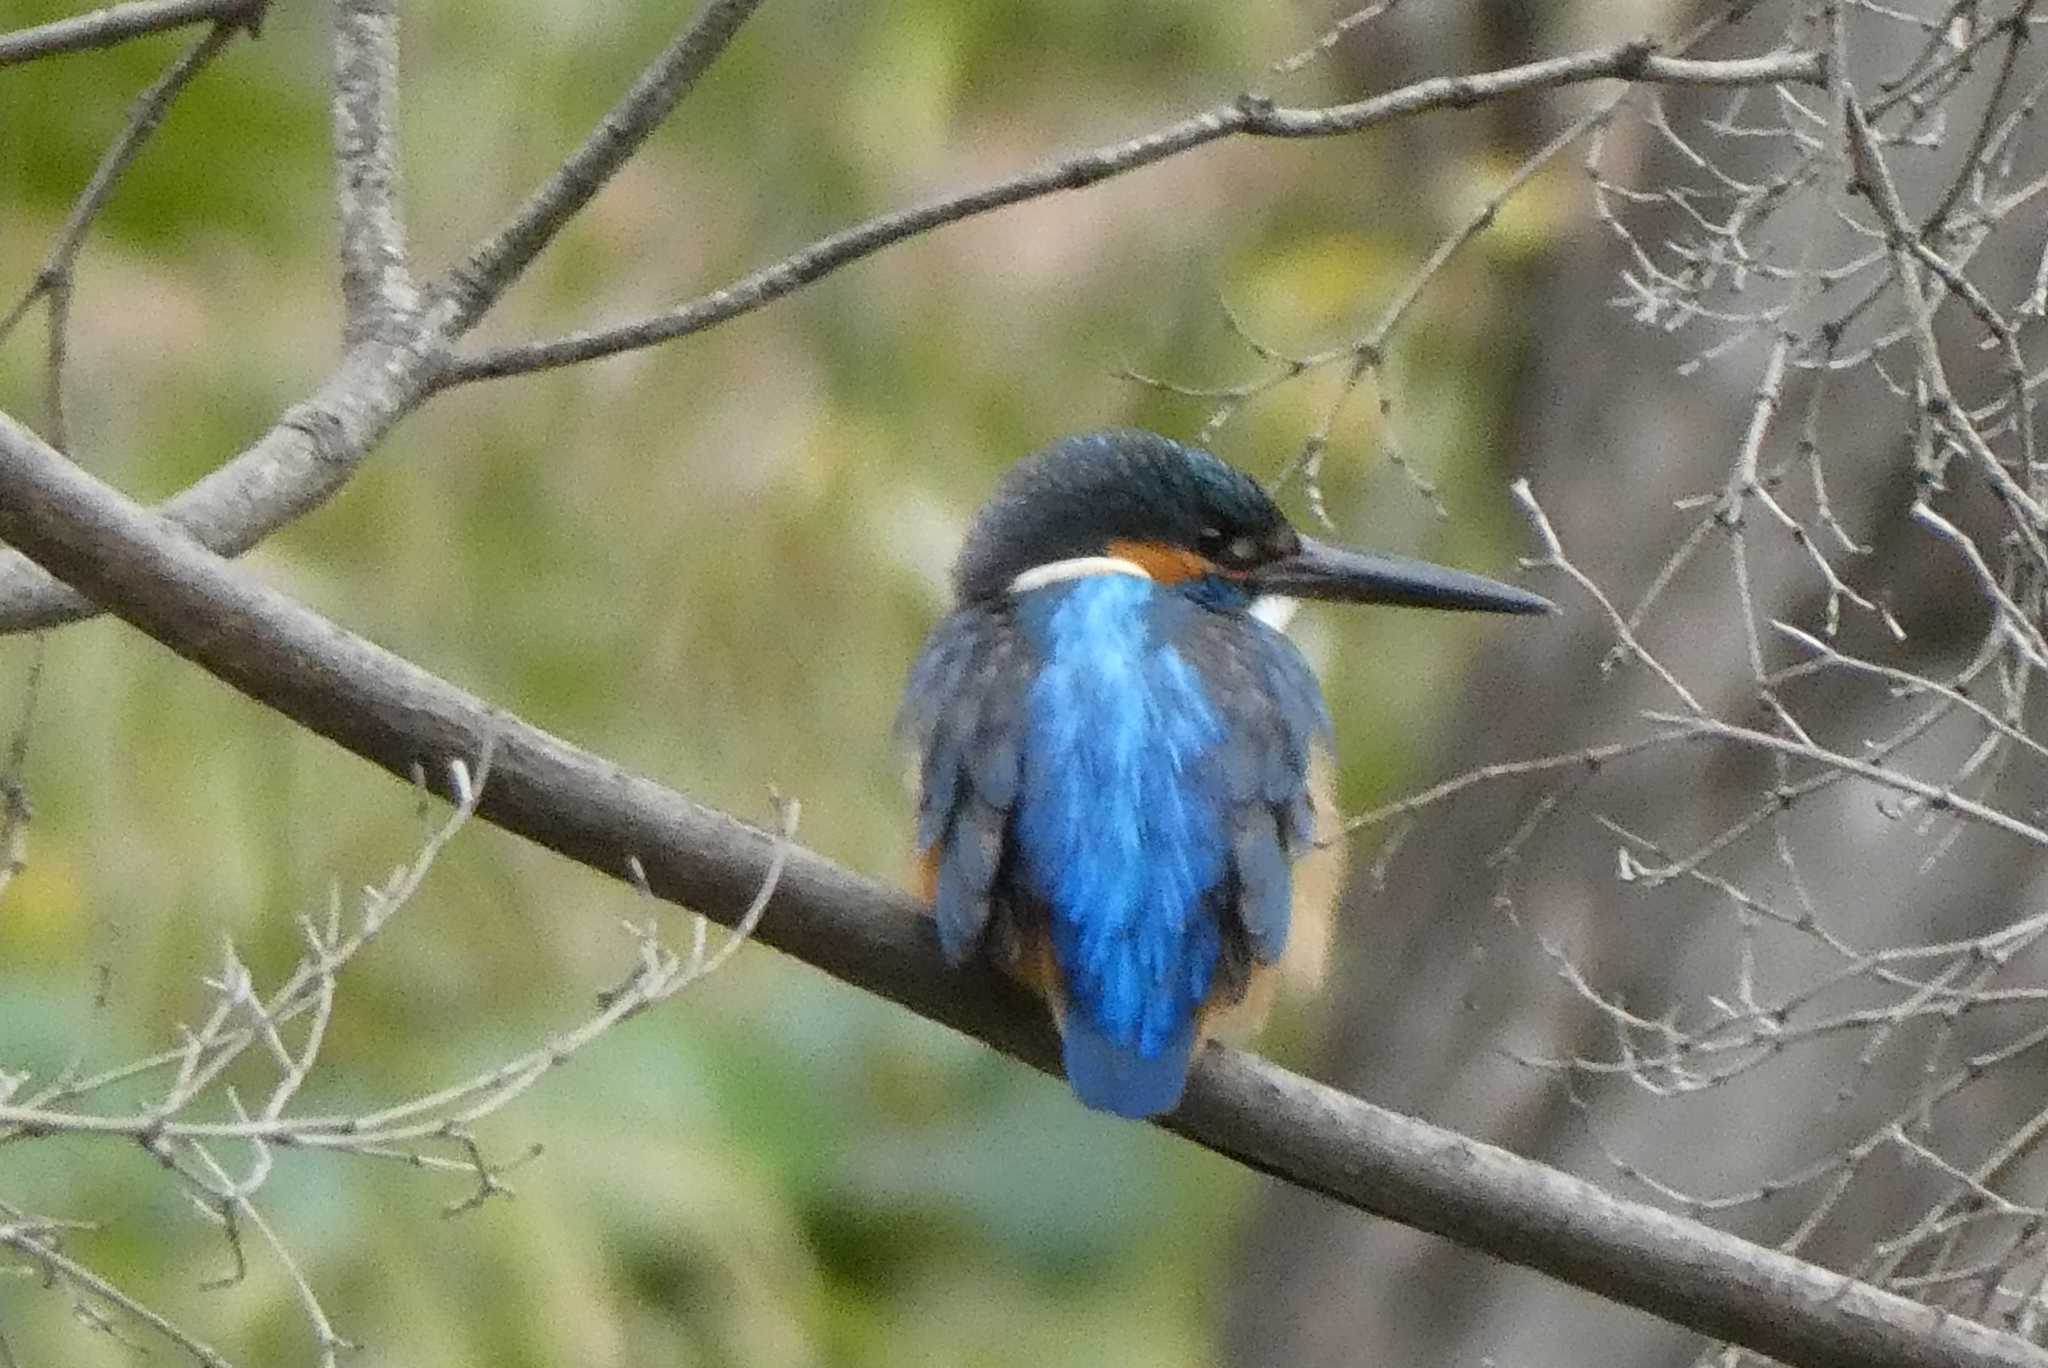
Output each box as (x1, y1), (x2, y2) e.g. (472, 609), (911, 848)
(1011, 576), (1232, 1049)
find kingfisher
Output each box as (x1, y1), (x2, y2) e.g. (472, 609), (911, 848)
(899, 430), (1551, 1119)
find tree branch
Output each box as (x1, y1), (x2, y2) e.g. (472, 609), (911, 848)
(0, 0), (260, 67)
(0, 410), (2039, 1368)
(0, 28), (1822, 632)
(329, 0), (415, 337)
(0, 1220), (233, 1368)
(438, 42), (1826, 386)
(431, 0), (771, 333)
(1843, 94), (2048, 534)
(0, 21), (241, 453)
(0, 0), (767, 633)
(1246, 45), (1829, 137)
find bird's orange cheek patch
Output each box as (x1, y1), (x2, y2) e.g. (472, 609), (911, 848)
(1105, 537), (1216, 584)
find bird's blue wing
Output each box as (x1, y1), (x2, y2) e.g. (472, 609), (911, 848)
(1186, 611), (1333, 970)
(897, 606), (1030, 964)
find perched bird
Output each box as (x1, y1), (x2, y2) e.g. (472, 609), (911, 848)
(899, 430), (1551, 1118)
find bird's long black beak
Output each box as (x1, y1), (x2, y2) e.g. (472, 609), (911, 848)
(1246, 535), (1555, 614)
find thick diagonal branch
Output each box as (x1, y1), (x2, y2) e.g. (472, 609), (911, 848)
(0, 412), (2038, 1368)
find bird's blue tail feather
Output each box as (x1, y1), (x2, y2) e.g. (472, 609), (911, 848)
(1060, 1015), (1197, 1119)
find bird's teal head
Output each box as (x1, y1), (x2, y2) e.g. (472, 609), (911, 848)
(950, 429), (1555, 616)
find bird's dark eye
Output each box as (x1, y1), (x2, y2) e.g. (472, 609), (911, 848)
(1194, 526), (1273, 572)
(1205, 530), (1265, 570)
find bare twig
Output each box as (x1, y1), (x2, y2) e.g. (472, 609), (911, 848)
(434, 0), (772, 332)
(0, 728), (790, 1361)
(1843, 96), (2048, 535)
(0, 1220), (234, 1368)
(0, 0), (260, 67)
(0, 22), (244, 448)
(0, 788), (792, 1151)
(1270, 0), (1399, 77)
(1922, 2), (2035, 236)
(188, 1144), (352, 1367)
(1512, 478), (1706, 714)
(1643, 710), (2048, 851)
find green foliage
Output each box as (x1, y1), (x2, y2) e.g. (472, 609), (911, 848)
(0, 2), (1552, 1362)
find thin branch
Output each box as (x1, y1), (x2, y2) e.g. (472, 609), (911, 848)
(187, 1145), (351, 1367)
(437, 43), (1826, 386)
(1253, 48), (1830, 138)
(0, 0), (259, 67)
(330, 0), (415, 337)
(0, 416), (2041, 1368)
(0, 21), (244, 447)
(1642, 711), (2048, 850)
(1921, 2), (2034, 236)
(1512, 478), (1707, 714)
(0, 1221), (234, 1368)
(1342, 734), (1675, 834)
(1772, 620), (2048, 768)
(1911, 501), (2048, 669)
(1843, 95), (2048, 535)
(0, 791), (794, 1149)
(433, 0), (772, 332)
(1270, 0), (1399, 77)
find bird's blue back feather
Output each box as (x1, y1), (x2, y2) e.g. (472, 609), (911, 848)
(1014, 576), (1228, 1073)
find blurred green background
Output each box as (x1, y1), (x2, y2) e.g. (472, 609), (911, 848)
(0, 2), (1552, 1363)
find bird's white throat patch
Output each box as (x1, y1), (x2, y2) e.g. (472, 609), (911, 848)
(1008, 555), (1151, 594)
(1250, 595), (1300, 631)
